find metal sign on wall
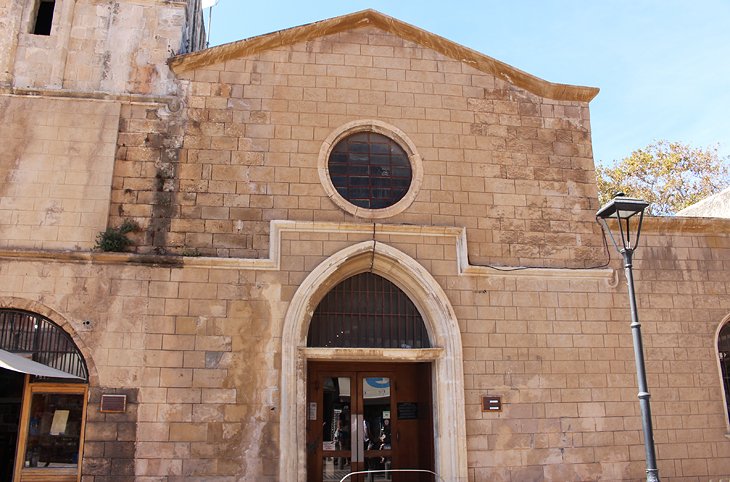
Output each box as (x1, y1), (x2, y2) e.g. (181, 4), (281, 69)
(482, 396), (502, 412)
(100, 394), (127, 413)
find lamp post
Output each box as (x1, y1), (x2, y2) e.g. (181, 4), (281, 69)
(596, 194), (659, 482)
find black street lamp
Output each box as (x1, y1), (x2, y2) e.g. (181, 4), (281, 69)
(596, 194), (660, 482)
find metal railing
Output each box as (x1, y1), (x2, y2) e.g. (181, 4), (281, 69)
(339, 469), (445, 482)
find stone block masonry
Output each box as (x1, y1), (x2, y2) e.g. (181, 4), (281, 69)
(112, 25), (606, 267)
(0, 96), (120, 250)
(1, 219), (729, 480)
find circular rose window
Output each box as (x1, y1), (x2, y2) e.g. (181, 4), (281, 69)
(328, 132), (412, 210)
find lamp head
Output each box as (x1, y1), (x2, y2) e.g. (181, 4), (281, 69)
(596, 193), (650, 221)
(596, 193), (650, 254)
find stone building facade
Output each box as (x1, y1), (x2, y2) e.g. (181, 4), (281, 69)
(0, 4), (729, 482)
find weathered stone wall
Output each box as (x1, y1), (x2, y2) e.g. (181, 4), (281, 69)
(459, 219), (730, 481)
(83, 387), (138, 482)
(8, 0), (191, 95)
(0, 95), (120, 250)
(0, 218), (728, 481)
(0, 0), (23, 86)
(113, 101), (187, 253)
(0, 252), (289, 480)
(113, 26), (604, 267)
(180, 0), (206, 55)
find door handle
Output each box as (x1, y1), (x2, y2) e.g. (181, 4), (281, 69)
(396, 430), (400, 443)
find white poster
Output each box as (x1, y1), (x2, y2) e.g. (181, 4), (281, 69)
(50, 410), (70, 436)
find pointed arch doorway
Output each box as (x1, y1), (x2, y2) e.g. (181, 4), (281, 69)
(306, 272), (434, 481)
(279, 241), (468, 482)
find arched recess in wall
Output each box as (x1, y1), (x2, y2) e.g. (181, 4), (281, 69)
(279, 241), (468, 482)
(0, 298), (93, 482)
(716, 314), (730, 431)
(0, 297), (96, 384)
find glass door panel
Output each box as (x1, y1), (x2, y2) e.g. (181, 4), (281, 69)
(321, 376), (352, 482)
(362, 377), (392, 482)
(307, 362), (433, 482)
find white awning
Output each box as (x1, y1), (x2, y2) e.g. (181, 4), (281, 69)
(0, 349), (82, 379)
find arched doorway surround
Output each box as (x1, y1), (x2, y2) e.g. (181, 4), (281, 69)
(279, 241), (468, 481)
(715, 313), (730, 431)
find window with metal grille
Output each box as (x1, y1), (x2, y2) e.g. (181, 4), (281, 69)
(307, 272), (430, 349)
(720, 323), (730, 418)
(0, 309), (88, 381)
(328, 132), (412, 209)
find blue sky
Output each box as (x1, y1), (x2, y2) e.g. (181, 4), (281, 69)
(204, 1), (730, 166)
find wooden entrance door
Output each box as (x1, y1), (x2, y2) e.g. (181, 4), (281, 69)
(306, 362), (434, 482)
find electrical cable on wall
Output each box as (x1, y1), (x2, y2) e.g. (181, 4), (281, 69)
(370, 223), (376, 272)
(475, 218), (612, 272)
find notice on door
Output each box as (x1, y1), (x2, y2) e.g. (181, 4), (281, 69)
(308, 402), (317, 421)
(397, 402), (418, 420)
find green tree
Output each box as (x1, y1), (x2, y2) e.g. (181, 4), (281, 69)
(596, 141), (730, 215)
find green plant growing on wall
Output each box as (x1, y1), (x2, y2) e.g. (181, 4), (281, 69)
(181, 247), (202, 257)
(95, 220), (140, 252)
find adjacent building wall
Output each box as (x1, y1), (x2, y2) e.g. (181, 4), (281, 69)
(0, 0), (202, 251)
(4, 0), (199, 95)
(0, 96), (120, 250)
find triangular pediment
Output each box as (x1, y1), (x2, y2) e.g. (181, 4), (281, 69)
(169, 9), (598, 102)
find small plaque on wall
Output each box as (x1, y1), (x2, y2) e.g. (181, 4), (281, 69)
(482, 396), (502, 412)
(100, 394), (127, 413)
(397, 402), (418, 420)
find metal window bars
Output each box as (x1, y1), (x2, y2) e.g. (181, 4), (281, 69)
(0, 309), (88, 381)
(307, 272), (430, 349)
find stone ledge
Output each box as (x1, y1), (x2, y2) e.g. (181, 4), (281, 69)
(642, 215), (730, 234)
(0, 220), (616, 281)
(0, 86), (177, 106)
(301, 347), (445, 361)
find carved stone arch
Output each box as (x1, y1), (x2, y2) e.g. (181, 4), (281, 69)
(0, 296), (97, 385)
(715, 313), (730, 431)
(279, 241), (467, 482)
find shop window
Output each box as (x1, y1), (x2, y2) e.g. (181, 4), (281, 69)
(16, 384), (87, 479)
(719, 322), (730, 423)
(32, 0), (56, 36)
(307, 272), (430, 349)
